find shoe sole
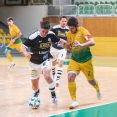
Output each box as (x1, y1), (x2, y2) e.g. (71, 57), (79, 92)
(8, 64), (16, 69)
(52, 103), (58, 105)
(97, 95), (102, 100)
(69, 104), (78, 109)
(97, 92), (102, 100)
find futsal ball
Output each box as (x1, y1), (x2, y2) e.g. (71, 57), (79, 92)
(29, 97), (40, 109)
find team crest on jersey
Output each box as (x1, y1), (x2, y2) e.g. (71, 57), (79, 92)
(48, 38), (51, 41)
(76, 35), (80, 38)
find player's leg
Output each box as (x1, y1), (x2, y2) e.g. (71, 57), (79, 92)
(56, 49), (67, 87)
(51, 60), (57, 79)
(42, 59), (57, 105)
(67, 59), (80, 109)
(31, 77), (40, 97)
(30, 63), (41, 97)
(50, 47), (58, 79)
(4, 43), (15, 69)
(80, 59), (102, 100)
(15, 42), (30, 60)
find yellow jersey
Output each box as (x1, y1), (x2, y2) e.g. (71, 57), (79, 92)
(9, 24), (22, 44)
(66, 26), (92, 62)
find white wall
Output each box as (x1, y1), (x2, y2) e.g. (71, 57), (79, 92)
(0, 5), (47, 37)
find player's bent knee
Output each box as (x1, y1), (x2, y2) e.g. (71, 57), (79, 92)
(88, 80), (96, 86)
(68, 72), (76, 82)
(43, 71), (51, 80)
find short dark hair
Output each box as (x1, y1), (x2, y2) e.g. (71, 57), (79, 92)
(60, 16), (67, 20)
(7, 17), (13, 21)
(67, 17), (78, 27)
(40, 21), (50, 29)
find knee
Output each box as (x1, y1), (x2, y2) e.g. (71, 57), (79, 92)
(88, 80), (96, 86)
(43, 72), (51, 81)
(68, 72), (76, 82)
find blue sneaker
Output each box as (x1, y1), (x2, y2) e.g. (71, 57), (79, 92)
(52, 96), (58, 105)
(33, 89), (40, 97)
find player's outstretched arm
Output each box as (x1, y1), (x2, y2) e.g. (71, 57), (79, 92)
(21, 44), (33, 58)
(59, 38), (72, 51)
(11, 32), (22, 43)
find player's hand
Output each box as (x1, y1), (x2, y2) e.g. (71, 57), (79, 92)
(59, 39), (67, 48)
(25, 52), (33, 58)
(11, 39), (15, 43)
(66, 39), (72, 50)
(74, 40), (82, 47)
(61, 40), (67, 48)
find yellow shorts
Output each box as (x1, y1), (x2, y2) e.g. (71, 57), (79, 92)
(67, 59), (94, 80)
(7, 42), (22, 53)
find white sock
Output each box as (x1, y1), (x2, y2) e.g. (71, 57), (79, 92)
(56, 67), (63, 81)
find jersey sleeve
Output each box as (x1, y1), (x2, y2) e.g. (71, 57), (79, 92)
(50, 28), (56, 34)
(82, 28), (92, 40)
(23, 39), (33, 48)
(51, 34), (60, 43)
(14, 25), (21, 34)
(23, 31), (38, 48)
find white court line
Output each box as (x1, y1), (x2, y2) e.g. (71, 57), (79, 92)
(45, 101), (117, 117)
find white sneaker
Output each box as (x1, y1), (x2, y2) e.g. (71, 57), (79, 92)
(56, 80), (60, 87)
(69, 101), (78, 109)
(52, 97), (58, 105)
(97, 91), (102, 100)
(8, 63), (16, 69)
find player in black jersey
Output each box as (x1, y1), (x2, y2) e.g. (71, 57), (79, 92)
(50, 16), (69, 87)
(21, 21), (67, 105)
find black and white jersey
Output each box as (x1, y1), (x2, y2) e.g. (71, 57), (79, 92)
(51, 24), (69, 49)
(23, 30), (60, 64)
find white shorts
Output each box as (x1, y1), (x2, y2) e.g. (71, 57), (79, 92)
(50, 47), (67, 61)
(29, 59), (51, 80)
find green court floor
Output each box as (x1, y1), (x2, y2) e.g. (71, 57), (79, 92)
(49, 102), (117, 117)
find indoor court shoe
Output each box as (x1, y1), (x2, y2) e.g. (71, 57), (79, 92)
(8, 63), (16, 69)
(97, 91), (102, 100)
(52, 97), (58, 105)
(56, 80), (60, 87)
(33, 89), (40, 97)
(69, 101), (78, 109)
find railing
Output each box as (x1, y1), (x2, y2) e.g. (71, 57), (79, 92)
(62, 5), (77, 16)
(0, 35), (12, 48)
(78, 4), (95, 16)
(47, 5), (61, 16)
(95, 4), (113, 16)
(4, 35), (12, 47)
(0, 36), (4, 48)
(47, 4), (117, 17)
(30, 0), (52, 5)
(114, 4), (117, 15)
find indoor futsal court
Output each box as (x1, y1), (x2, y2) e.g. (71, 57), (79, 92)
(1, 0), (117, 117)
(0, 56), (117, 117)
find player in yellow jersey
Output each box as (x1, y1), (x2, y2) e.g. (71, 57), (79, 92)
(65, 17), (102, 109)
(5, 17), (29, 69)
